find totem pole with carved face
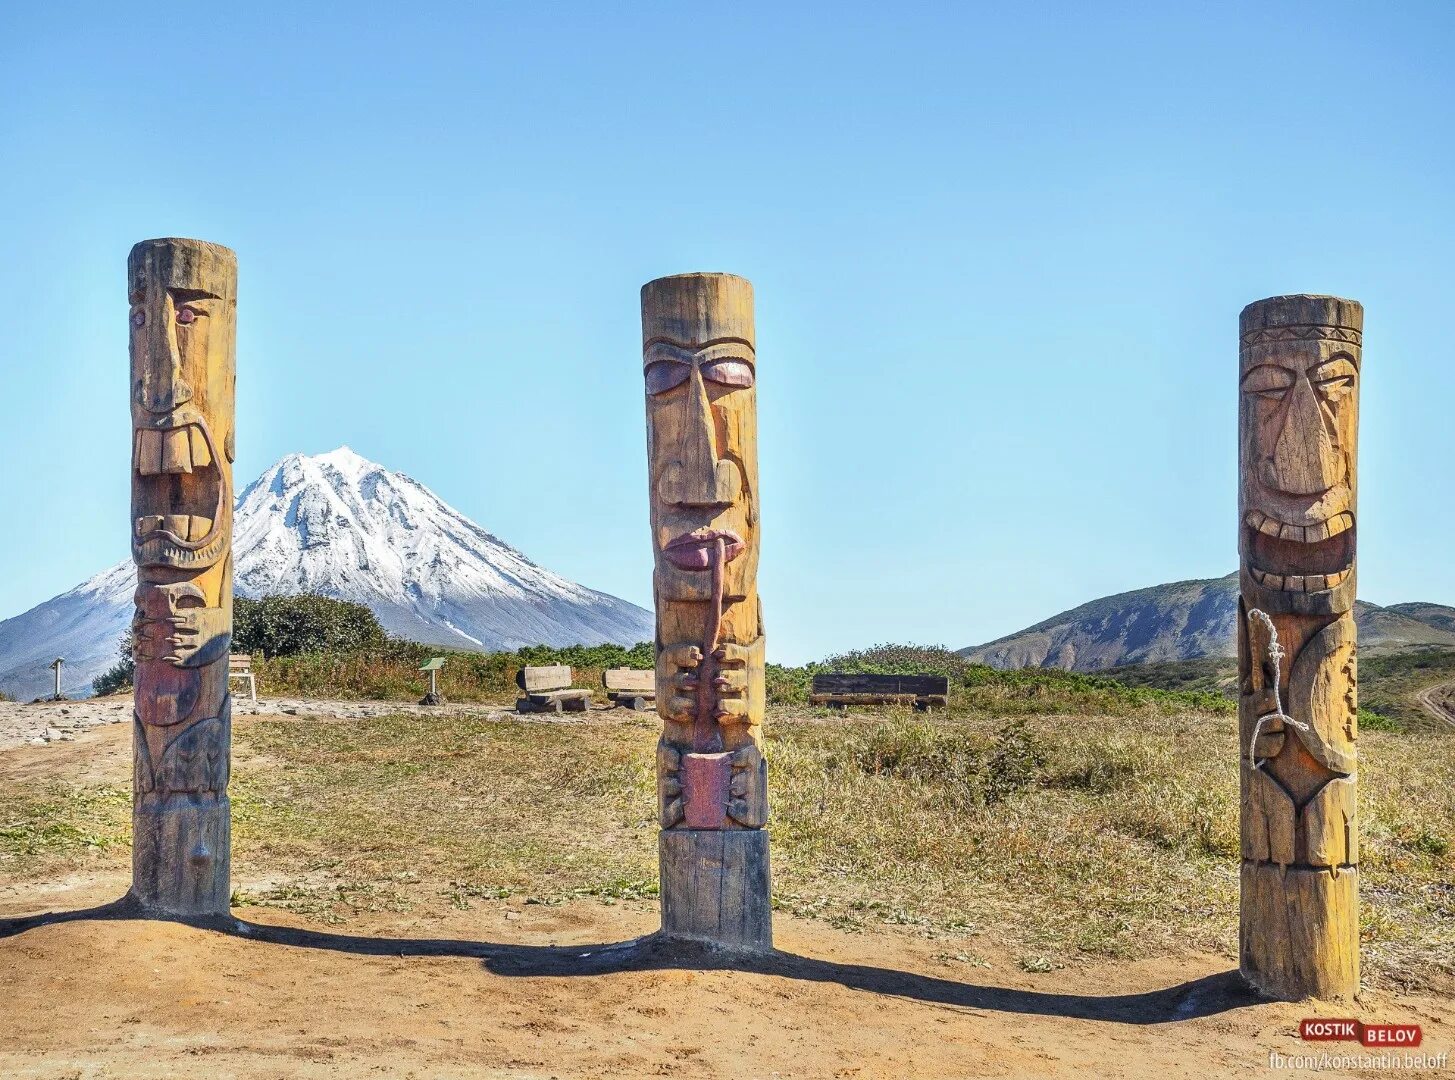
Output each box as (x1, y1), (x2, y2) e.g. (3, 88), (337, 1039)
(128, 238), (236, 916)
(642, 273), (771, 950)
(1238, 295), (1361, 999)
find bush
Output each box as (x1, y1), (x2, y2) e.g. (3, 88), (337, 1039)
(234, 595), (387, 658)
(92, 631), (135, 696)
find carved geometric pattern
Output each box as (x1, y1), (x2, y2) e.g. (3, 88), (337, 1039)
(1240, 324), (1362, 349)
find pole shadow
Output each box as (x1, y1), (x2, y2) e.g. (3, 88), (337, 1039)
(0, 901), (1261, 1025)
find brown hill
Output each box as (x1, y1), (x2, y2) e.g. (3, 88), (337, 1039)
(960, 573), (1455, 671)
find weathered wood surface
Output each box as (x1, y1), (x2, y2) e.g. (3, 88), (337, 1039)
(516, 664), (573, 693)
(644, 273), (771, 951)
(228, 654), (252, 670)
(809, 692), (949, 709)
(810, 674), (948, 709)
(515, 689), (592, 714)
(1238, 294), (1362, 1000)
(659, 829), (772, 950)
(128, 237), (237, 917)
(811, 673), (947, 696)
(603, 667), (656, 693)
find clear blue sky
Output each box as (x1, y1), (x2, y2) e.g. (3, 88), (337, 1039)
(1, 3), (1452, 664)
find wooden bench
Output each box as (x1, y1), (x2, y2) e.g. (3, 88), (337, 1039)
(228, 654), (258, 702)
(515, 665), (592, 714)
(602, 667), (656, 711)
(809, 673), (949, 712)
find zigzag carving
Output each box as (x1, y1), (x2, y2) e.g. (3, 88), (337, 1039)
(1240, 324), (1362, 348)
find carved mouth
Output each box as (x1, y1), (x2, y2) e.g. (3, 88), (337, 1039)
(662, 529), (745, 571)
(133, 420), (228, 566)
(1245, 510), (1354, 593)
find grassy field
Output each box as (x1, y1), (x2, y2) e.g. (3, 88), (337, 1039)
(3, 683), (1450, 992)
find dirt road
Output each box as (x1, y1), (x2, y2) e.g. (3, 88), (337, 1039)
(1414, 680), (1455, 730)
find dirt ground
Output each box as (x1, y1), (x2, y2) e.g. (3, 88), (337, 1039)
(2, 711), (1451, 1079)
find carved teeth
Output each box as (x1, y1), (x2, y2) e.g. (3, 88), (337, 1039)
(161, 428), (192, 474)
(136, 428), (163, 475)
(1250, 565), (1352, 591)
(133, 514), (215, 542)
(1316, 512), (1355, 540)
(189, 425), (211, 467)
(1244, 509), (1355, 542)
(134, 422), (210, 475)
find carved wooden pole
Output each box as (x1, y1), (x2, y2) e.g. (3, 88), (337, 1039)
(128, 238), (237, 916)
(1238, 295), (1361, 999)
(642, 273), (771, 950)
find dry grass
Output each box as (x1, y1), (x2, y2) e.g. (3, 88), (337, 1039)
(2, 703), (1450, 991)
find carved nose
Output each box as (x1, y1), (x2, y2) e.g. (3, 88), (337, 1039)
(657, 365), (741, 508)
(136, 302), (193, 413)
(1271, 377), (1342, 495)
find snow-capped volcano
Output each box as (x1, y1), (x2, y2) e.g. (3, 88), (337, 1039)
(0, 447), (654, 699)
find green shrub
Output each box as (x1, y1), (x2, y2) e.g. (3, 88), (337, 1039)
(92, 631), (135, 696)
(234, 595), (387, 657)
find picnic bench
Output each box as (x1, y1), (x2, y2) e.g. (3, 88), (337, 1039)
(602, 667), (656, 711)
(809, 673), (948, 712)
(228, 654), (258, 702)
(515, 665), (592, 714)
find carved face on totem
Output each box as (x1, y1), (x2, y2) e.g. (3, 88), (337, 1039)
(1239, 296), (1361, 616)
(129, 240), (236, 573)
(642, 274), (759, 611)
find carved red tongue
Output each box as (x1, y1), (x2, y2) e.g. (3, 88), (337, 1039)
(663, 529), (744, 571)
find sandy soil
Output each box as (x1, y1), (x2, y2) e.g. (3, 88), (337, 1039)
(2, 712), (1451, 1078)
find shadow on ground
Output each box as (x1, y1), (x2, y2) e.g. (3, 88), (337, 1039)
(0, 899), (1260, 1025)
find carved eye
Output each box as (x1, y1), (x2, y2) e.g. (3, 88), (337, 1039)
(701, 358), (755, 389)
(1312, 357), (1357, 402)
(131, 309), (146, 327)
(175, 306), (198, 325)
(1241, 364), (1296, 401)
(645, 360), (691, 395)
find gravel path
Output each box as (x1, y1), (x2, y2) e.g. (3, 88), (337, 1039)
(0, 696), (529, 751)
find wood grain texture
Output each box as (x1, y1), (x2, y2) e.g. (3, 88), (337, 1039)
(602, 668), (656, 693)
(1238, 294), (1362, 1000)
(516, 665), (573, 693)
(643, 273), (771, 950)
(811, 674), (949, 697)
(128, 238), (237, 916)
(659, 829), (773, 951)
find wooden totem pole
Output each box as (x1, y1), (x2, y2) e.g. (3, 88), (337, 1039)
(642, 273), (771, 950)
(1238, 294), (1362, 999)
(128, 238), (237, 916)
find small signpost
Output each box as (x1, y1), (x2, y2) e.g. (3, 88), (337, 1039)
(419, 657), (446, 706)
(49, 657), (65, 702)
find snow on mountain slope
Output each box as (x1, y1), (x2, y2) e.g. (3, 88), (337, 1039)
(0, 447), (653, 699)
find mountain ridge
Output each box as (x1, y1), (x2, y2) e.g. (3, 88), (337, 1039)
(959, 574), (1455, 671)
(0, 447), (653, 699)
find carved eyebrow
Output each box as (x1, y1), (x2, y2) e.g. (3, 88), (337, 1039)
(167, 288), (222, 303)
(642, 338), (756, 368)
(643, 335), (754, 352)
(1309, 353), (1359, 376)
(643, 342), (696, 367)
